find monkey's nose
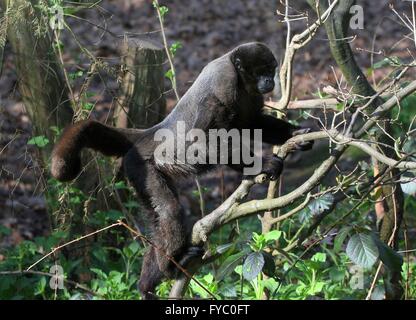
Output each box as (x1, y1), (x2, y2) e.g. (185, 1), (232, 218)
(258, 79), (275, 93)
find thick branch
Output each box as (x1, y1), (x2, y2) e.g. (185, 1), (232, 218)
(191, 80), (416, 246)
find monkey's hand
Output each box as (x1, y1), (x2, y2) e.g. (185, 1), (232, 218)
(291, 127), (314, 151)
(261, 155), (284, 181)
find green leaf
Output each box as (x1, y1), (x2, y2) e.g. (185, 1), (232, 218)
(0, 225), (11, 236)
(216, 251), (246, 282)
(334, 226), (352, 253)
(69, 70), (83, 80)
(263, 277), (279, 293)
(346, 233), (379, 268)
(91, 268), (107, 280)
(216, 243), (234, 254)
(129, 241), (140, 254)
(373, 56), (402, 69)
(159, 6), (169, 18)
(299, 194), (334, 222)
(169, 41), (182, 57)
(34, 277), (47, 295)
(264, 230), (282, 243)
(114, 181), (128, 190)
(242, 252), (265, 281)
(219, 285), (237, 298)
(105, 209), (124, 221)
(28, 136), (49, 148)
(311, 252), (326, 263)
(165, 69), (174, 80)
(309, 194), (334, 215)
(124, 201), (139, 209)
(83, 102), (94, 111)
(203, 273), (214, 284)
(329, 267), (345, 282)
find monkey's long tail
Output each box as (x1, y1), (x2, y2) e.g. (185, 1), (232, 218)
(51, 120), (144, 182)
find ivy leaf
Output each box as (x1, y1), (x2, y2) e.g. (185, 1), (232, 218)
(346, 233), (379, 268)
(299, 194), (334, 222)
(242, 252), (265, 281)
(309, 194), (334, 215)
(28, 136), (49, 148)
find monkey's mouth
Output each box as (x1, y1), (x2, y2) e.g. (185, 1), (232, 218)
(257, 83), (275, 94)
(257, 77), (275, 94)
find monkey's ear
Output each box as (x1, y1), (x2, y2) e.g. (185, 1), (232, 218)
(234, 57), (244, 72)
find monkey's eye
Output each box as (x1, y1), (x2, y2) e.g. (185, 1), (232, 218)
(235, 58), (244, 71)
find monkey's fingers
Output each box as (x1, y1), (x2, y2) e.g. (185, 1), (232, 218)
(262, 155), (284, 181)
(291, 127), (311, 136)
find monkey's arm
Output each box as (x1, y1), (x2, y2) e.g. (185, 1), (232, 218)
(253, 114), (298, 145)
(255, 114), (314, 151)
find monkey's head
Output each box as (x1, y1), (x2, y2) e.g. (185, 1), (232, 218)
(231, 42), (278, 95)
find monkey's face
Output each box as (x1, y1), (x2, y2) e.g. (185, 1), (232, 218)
(252, 66), (276, 94)
(232, 43), (278, 95)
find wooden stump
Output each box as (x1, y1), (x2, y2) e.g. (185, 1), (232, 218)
(116, 36), (167, 129)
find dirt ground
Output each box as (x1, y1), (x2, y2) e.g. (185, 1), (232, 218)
(0, 0), (413, 247)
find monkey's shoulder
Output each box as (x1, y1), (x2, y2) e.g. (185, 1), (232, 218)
(191, 55), (238, 106)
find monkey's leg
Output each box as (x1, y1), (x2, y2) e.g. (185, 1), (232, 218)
(138, 246), (163, 299)
(146, 167), (204, 277)
(124, 152), (169, 297)
(143, 165), (189, 276)
(124, 151), (191, 272)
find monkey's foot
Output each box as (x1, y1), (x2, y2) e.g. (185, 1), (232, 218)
(163, 246), (204, 279)
(262, 155), (283, 181)
(178, 246), (204, 268)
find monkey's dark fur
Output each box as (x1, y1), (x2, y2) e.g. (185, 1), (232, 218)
(51, 42), (313, 299)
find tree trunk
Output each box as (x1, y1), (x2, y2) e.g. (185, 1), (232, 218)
(0, 0), (73, 151)
(116, 36), (166, 129)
